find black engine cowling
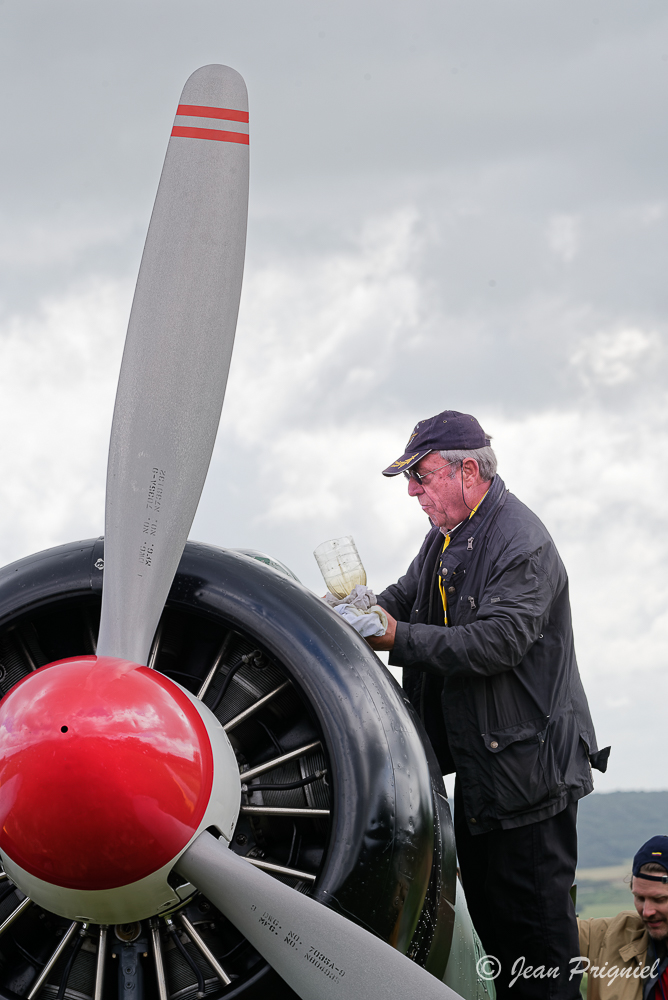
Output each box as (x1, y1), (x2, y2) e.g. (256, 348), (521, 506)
(0, 538), (456, 1000)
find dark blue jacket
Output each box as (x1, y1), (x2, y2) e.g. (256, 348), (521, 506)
(378, 474), (608, 834)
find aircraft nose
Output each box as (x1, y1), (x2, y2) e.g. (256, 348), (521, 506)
(0, 656), (214, 890)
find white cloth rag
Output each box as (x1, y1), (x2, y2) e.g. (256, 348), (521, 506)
(324, 585), (388, 637)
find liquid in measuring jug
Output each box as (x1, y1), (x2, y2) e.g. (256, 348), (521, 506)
(313, 535), (367, 600)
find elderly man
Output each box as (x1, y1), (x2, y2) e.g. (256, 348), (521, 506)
(577, 836), (668, 999)
(368, 409), (609, 1000)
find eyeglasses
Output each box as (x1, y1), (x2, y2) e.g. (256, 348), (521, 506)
(403, 460), (458, 485)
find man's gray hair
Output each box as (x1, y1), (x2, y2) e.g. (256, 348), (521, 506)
(439, 446), (497, 482)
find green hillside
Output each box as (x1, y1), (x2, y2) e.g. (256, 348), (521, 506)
(577, 791), (668, 868)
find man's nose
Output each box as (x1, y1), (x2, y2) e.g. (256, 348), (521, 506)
(643, 901), (658, 918)
(407, 477), (423, 497)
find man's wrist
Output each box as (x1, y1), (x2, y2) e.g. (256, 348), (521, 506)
(364, 607), (398, 651)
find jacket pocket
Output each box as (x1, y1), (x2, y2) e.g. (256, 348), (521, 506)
(481, 716), (564, 817)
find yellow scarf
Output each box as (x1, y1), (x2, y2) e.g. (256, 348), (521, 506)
(437, 491), (488, 624)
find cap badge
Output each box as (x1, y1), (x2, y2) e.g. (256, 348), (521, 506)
(391, 452), (419, 469)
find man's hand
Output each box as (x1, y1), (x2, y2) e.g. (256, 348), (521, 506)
(365, 608), (397, 651)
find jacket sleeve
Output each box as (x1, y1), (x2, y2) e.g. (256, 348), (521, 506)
(391, 538), (561, 678)
(376, 529), (436, 623)
(576, 917), (612, 964)
(376, 573), (416, 623)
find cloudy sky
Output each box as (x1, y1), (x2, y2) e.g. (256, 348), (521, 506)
(1, 0), (667, 790)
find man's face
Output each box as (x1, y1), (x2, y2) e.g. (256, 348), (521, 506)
(632, 876), (668, 941)
(406, 453), (469, 531)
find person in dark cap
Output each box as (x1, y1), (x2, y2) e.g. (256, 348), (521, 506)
(367, 409), (609, 1000)
(577, 835), (668, 1000)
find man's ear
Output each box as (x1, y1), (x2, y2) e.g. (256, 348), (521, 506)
(461, 457), (480, 485)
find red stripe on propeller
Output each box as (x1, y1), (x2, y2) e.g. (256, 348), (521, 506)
(176, 103), (249, 123)
(171, 125), (249, 144)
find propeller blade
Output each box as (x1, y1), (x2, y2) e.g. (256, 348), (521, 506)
(96, 64), (249, 664)
(176, 832), (463, 1000)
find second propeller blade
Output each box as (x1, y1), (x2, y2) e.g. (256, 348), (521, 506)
(176, 831), (463, 1000)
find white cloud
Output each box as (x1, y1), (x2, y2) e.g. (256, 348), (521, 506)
(0, 206), (667, 790)
(547, 213), (581, 263)
(224, 207), (423, 443)
(0, 214), (136, 269)
(0, 279), (127, 564)
(633, 202), (667, 227)
(490, 405), (668, 790)
(570, 326), (660, 387)
(194, 208), (429, 586)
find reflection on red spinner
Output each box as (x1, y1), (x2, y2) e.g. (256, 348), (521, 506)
(0, 656), (214, 890)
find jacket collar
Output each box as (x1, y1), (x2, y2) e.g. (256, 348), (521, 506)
(438, 476), (507, 563)
(446, 474), (506, 543)
(618, 918), (649, 963)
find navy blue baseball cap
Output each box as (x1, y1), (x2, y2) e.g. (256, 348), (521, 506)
(632, 836), (668, 883)
(382, 410), (491, 477)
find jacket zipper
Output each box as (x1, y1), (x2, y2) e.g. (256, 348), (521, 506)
(420, 547), (444, 723)
(418, 486), (509, 724)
